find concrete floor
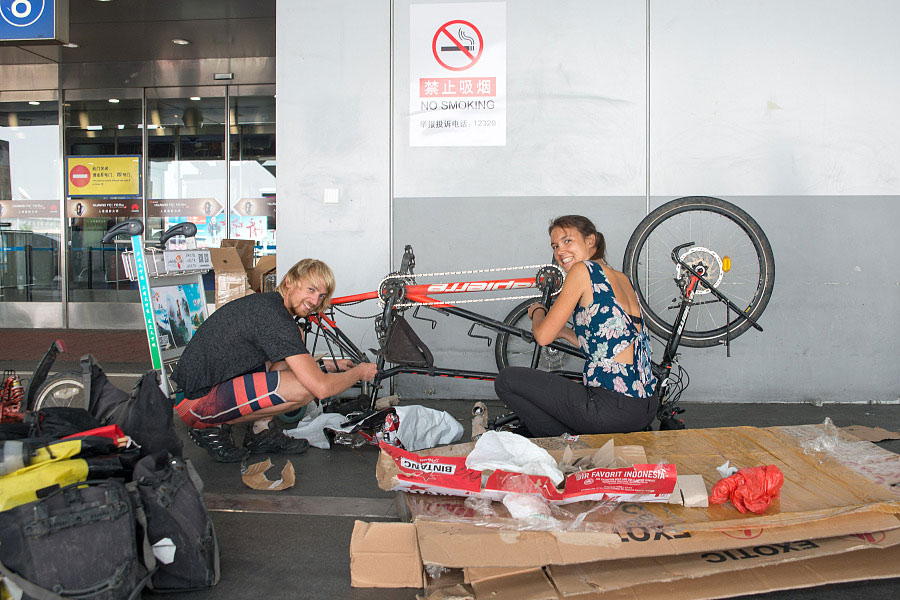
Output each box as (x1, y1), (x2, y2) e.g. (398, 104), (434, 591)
(157, 398), (900, 600)
(3, 331), (898, 599)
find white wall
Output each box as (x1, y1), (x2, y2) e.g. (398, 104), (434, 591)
(277, 0), (900, 403)
(276, 0), (391, 316)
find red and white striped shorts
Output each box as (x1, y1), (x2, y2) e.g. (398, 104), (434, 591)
(175, 370), (286, 429)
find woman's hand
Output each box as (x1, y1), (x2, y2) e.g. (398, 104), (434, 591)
(527, 303), (548, 320)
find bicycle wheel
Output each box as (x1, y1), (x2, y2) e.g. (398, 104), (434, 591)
(495, 299), (583, 372)
(32, 372), (86, 411)
(623, 196), (775, 347)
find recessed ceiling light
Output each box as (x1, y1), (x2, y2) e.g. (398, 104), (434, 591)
(172, 38), (191, 46)
(28, 101), (40, 106)
(190, 96), (201, 101)
(117, 124), (125, 129)
(63, 42), (79, 49)
(108, 98), (120, 103)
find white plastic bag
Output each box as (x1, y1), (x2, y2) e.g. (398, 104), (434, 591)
(283, 401), (349, 450)
(465, 430), (565, 486)
(395, 405), (464, 451)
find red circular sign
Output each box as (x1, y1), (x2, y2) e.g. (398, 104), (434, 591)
(432, 20), (483, 71)
(69, 164), (91, 188)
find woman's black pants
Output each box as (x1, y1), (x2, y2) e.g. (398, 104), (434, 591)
(494, 366), (657, 437)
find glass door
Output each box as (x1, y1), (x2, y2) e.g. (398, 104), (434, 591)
(228, 85), (276, 256)
(0, 90), (62, 327)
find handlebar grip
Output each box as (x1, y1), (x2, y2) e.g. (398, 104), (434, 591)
(159, 222), (198, 247)
(101, 219), (144, 243)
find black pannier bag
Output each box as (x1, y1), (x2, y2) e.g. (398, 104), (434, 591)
(25, 407), (102, 440)
(130, 454), (220, 592)
(0, 480), (150, 600)
(383, 315), (434, 367)
(82, 355), (182, 459)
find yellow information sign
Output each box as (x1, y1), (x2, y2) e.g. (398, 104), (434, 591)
(66, 156), (141, 197)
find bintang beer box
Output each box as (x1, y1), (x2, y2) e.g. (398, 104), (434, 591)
(353, 425), (900, 598)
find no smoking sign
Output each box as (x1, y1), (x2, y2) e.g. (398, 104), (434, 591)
(432, 19), (483, 71)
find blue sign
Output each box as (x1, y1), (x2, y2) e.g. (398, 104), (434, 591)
(0, 0), (62, 42)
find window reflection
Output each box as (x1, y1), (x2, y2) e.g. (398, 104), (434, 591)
(0, 98), (62, 303)
(229, 91), (276, 255)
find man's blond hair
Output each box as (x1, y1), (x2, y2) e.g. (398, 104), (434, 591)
(276, 258), (336, 313)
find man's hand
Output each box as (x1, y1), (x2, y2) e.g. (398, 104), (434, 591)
(354, 362), (379, 382)
(322, 358), (356, 372)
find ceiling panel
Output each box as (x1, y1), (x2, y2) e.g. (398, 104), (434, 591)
(0, 0), (275, 66)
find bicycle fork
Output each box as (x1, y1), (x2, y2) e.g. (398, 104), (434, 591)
(653, 269), (701, 430)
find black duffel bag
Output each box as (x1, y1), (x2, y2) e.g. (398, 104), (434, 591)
(130, 454), (220, 592)
(0, 479), (151, 600)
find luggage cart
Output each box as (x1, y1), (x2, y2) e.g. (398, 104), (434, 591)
(102, 220), (211, 397)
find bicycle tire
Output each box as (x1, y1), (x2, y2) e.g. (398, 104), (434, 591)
(623, 196), (775, 347)
(32, 372), (87, 411)
(277, 405), (309, 424)
(495, 299), (583, 373)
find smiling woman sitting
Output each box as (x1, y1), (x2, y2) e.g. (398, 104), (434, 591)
(494, 215), (658, 437)
(171, 259), (378, 462)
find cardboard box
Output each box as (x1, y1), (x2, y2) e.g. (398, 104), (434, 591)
(357, 424), (900, 596)
(388, 426), (900, 540)
(349, 520), (424, 588)
(208, 247), (250, 308)
(247, 255), (276, 292)
(219, 238), (255, 271)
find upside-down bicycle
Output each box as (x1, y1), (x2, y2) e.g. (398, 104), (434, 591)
(298, 195), (775, 430)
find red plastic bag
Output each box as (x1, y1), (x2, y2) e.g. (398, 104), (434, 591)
(709, 465), (784, 514)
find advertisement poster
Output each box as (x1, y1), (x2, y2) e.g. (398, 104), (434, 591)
(147, 198), (222, 218)
(66, 156), (141, 197)
(233, 197), (276, 218)
(151, 283), (206, 351)
(410, 2), (506, 147)
(0, 199), (58, 219)
(67, 198), (141, 218)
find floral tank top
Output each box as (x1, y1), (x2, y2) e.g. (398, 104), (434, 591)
(573, 261), (656, 398)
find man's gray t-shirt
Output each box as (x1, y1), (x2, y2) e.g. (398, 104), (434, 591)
(171, 292), (309, 399)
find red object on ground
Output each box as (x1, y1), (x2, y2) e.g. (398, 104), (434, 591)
(62, 424), (129, 446)
(709, 464), (785, 514)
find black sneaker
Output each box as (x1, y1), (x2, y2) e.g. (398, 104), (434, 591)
(189, 424), (250, 463)
(244, 421), (310, 454)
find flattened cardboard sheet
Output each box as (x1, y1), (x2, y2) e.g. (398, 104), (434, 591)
(414, 510), (900, 568)
(548, 524), (900, 595)
(422, 543), (900, 599)
(349, 521), (423, 588)
(593, 543), (900, 600)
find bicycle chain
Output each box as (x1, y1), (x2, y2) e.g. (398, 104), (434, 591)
(377, 263), (565, 309)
